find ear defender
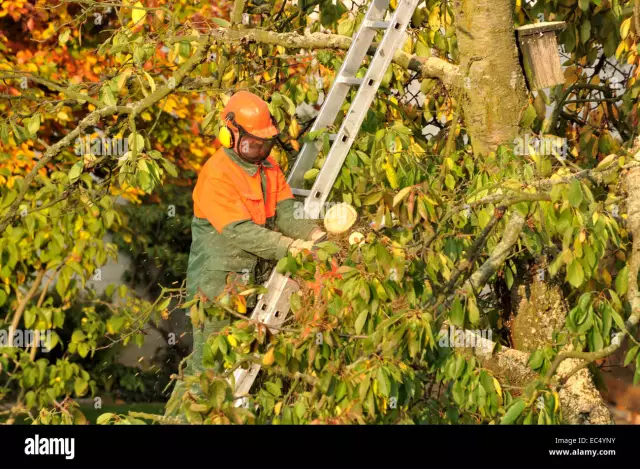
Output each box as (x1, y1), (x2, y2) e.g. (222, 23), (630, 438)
(218, 112), (235, 148)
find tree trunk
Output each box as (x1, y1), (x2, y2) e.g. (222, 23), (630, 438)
(452, 0), (530, 156)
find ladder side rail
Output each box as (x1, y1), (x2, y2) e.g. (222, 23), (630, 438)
(304, 0), (419, 218)
(287, 0), (391, 189)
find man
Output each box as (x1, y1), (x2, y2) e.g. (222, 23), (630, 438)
(165, 91), (325, 416)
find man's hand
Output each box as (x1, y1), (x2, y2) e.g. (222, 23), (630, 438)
(288, 238), (315, 256)
(309, 228), (327, 243)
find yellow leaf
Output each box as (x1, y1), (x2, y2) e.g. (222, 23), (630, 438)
(227, 335), (238, 347)
(274, 402), (282, 416)
(262, 347), (275, 366)
(222, 67), (236, 85)
(553, 391), (560, 412)
(143, 71), (156, 92)
(493, 377), (502, 397)
(428, 8), (440, 30)
(384, 163), (399, 189)
(615, 41), (627, 60)
(620, 18), (631, 40)
(288, 119), (300, 139)
(602, 268), (612, 287)
(235, 296), (247, 314)
(132, 2), (146, 25)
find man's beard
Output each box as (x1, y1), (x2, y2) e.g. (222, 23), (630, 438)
(237, 149), (270, 164)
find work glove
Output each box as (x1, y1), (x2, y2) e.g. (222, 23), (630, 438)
(287, 238), (315, 256)
(308, 228), (327, 243)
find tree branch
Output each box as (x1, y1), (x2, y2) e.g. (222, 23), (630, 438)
(168, 29), (459, 89)
(8, 270), (46, 347)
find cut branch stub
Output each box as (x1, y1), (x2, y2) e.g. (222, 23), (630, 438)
(516, 21), (566, 91)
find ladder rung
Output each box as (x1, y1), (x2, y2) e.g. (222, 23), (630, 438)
(364, 20), (391, 29)
(336, 76), (363, 86)
(291, 188), (311, 197)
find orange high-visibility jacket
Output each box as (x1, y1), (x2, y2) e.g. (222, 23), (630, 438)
(193, 146), (294, 232)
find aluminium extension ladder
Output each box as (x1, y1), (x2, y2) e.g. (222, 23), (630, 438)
(232, 0), (419, 404)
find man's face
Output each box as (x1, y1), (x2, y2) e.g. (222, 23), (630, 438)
(235, 131), (276, 164)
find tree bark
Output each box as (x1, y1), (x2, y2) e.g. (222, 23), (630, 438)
(458, 330), (613, 424)
(451, 0), (530, 156)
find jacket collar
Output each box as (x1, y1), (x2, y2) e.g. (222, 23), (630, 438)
(223, 147), (273, 176)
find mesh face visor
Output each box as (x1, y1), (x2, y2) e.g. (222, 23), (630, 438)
(230, 114), (280, 161)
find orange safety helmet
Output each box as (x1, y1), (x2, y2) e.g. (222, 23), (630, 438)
(221, 91), (280, 139)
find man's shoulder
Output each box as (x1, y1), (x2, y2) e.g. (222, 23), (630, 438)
(201, 147), (237, 179)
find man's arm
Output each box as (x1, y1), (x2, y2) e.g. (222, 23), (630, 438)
(199, 176), (294, 260)
(222, 220), (293, 260)
(273, 169), (322, 240)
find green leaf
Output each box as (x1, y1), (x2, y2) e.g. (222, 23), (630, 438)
(68, 162), (84, 184)
(162, 159), (178, 177)
(202, 111), (215, 131)
(580, 19), (591, 43)
(505, 266), (514, 289)
(26, 113), (41, 135)
(566, 259), (584, 288)
(77, 342), (89, 358)
(611, 310), (627, 334)
(0, 290), (6, 307)
(362, 192), (383, 206)
(304, 168), (320, 181)
(590, 326), (604, 351)
(568, 179), (583, 208)
(104, 210), (115, 229)
(74, 378), (88, 396)
(128, 132), (145, 152)
(519, 104), (537, 129)
(392, 186), (413, 207)
(100, 85), (117, 106)
(445, 173), (456, 191)
(450, 296), (465, 328)
(71, 330), (85, 343)
(211, 380), (226, 409)
(212, 18), (231, 28)
(579, 0), (590, 11)
(24, 308), (36, 329)
(615, 264), (628, 296)
(467, 296), (480, 325)
(355, 308), (368, 334)
(337, 18), (354, 36)
(96, 413), (114, 425)
(0, 123), (9, 145)
(266, 382), (281, 397)
(500, 399), (526, 424)
(275, 256), (289, 274)
(576, 309), (594, 334)
(58, 29), (71, 45)
(376, 367), (390, 397)
(528, 350), (544, 370)
(624, 345), (639, 367)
